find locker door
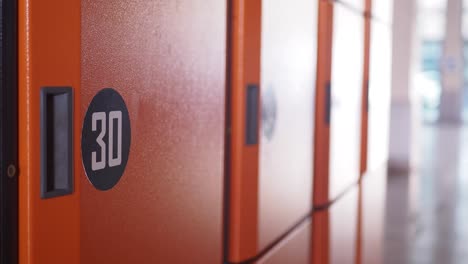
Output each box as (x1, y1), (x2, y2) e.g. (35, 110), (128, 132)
(367, 20), (392, 172)
(359, 167), (387, 264)
(18, 0), (81, 263)
(18, 0), (227, 263)
(329, 186), (358, 264)
(226, 0), (318, 262)
(329, 3), (364, 199)
(371, 0), (393, 25)
(80, 1), (226, 263)
(339, 0), (365, 14)
(258, 0), (317, 252)
(0, 0), (18, 262)
(359, 5), (371, 176)
(313, 0), (333, 206)
(312, 185), (359, 264)
(256, 219), (311, 264)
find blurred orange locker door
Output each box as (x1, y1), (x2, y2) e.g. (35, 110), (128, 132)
(18, 0), (227, 263)
(330, 186), (359, 264)
(328, 2), (364, 203)
(366, 5), (392, 173)
(0, 0), (18, 263)
(312, 0), (364, 263)
(357, 0), (393, 263)
(360, 0), (392, 178)
(255, 220), (312, 264)
(358, 167), (387, 264)
(359, 0), (371, 176)
(312, 186), (359, 264)
(226, 0), (318, 262)
(313, 0), (364, 206)
(311, 186), (359, 264)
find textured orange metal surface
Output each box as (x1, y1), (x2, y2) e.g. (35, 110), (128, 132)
(81, 1), (226, 263)
(228, 0), (262, 261)
(328, 3), (364, 200)
(18, 0), (81, 263)
(258, 0), (317, 252)
(256, 219), (311, 264)
(313, 0), (334, 207)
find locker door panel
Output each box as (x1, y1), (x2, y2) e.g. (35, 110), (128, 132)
(311, 186), (358, 264)
(330, 186), (358, 264)
(18, 0), (81, 263)
(226, 0), (262, 261)
(313, 0), (333, 206)
(372, 0), (393, 25)
(81, 1), (226, 263)
(256, 219), (311, 264)
(339, 0), (365, 13)
(259, 0), (317, 250)
(367, 21), (392, 172)
(329, 5), (364, 199)
(360, 167), (387, 264)
(228, 0), (318, 261)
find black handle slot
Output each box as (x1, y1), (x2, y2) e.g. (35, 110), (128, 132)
(40, 87), (73, 199)
(245, 84), (259, 145)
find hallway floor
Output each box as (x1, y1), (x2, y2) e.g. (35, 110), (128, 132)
(384, 124), (468, 264)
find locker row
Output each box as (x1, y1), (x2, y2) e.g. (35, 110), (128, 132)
(0, 0), (393, 263)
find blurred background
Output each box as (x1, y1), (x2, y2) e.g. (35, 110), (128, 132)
(385, 0), (468, 263)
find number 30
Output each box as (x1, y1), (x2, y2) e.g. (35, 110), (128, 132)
(91, 111), (123, 171)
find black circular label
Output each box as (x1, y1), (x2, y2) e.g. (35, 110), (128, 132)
(81, 88), (131, 191)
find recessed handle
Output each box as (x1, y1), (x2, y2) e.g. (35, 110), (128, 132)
(40, 87), (73, 199)
(245, 84), (259, 145)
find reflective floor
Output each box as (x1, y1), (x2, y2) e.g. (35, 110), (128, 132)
(384, 124), (468, 264)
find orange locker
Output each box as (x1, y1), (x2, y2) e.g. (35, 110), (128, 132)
(18, 0), (227, 263)
(328, 2), (364, 202)
(359, 0), (372, 175)
(356, 167), (387, 264)
(366, 15), (392, 174)
(313, 1), (364, 263)
(340, 0), (366, 14)
(18, 0), (81, 262)
(371, 0), (393, 25)
(256, 219), (311, 264)
(360, 0), (393, 176)
(356, 1), (392, 262)
(226, 0), (318, 262)
(356, 0), (392, 262)
(314, 0), (365, 206)
(312, 185), (359, 264)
